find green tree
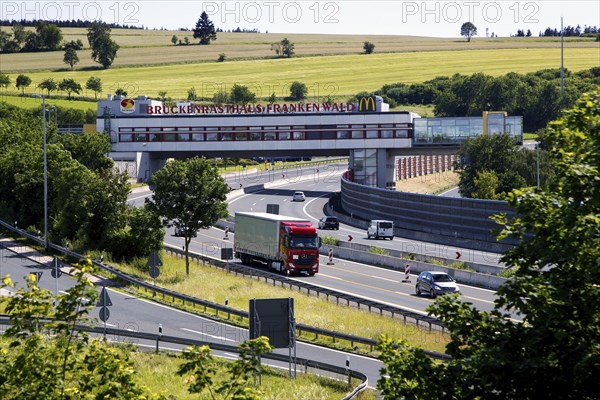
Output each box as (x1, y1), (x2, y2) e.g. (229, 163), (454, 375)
(57, 132), (113, 173)
(63, 47), (79, 70)
(460, 21), (477, 42)
(193, 11), (217, 45)
(85, 76), (102, 99)
(36, 21), (63, 50)
(63, 39), (84, 50)
(268, 92), (277, 104)
(377, 88), (600, 400)
(471, 170), (500, 199)
(0, 73), (11, 90)
(147, 157), (229, 276)
(212, 90), (229, 104)
(280, 37), (294, 58)
(11, 23), (26, 47)
(58, 78), (82, 99)
(115, 87), (128, 97)
(87, 22), (120, 69)
(158, 90), (168, 102)
(363, 41), (375, 54)
(171, 34), (178, 45)
(178, 336), (273, 400)
(289, 81), (308, 100)
(187, 86), (197, 101)
(457, 133), (527, 198)
(230, 84), (256, 104)
(217, 53), (226, 62)
(0, 259), (151, 399)
(15, 74), (31, 95)
(38, 78), (57, 96)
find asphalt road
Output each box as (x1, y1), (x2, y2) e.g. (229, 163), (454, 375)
(0, 246), (384, 388)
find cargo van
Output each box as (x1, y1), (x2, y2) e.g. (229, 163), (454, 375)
(367, 220), (394, 240)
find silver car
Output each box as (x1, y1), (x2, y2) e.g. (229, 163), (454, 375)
(415, 271), (460, 298)
(292, 191), (306, 202)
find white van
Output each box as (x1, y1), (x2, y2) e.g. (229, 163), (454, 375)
(367, 220), (394, 240)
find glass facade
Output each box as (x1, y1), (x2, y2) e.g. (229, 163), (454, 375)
(353, 149), (378, 186)
(413, 115), (522, 145)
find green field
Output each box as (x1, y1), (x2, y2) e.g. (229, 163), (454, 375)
(1, 27), (598, 102)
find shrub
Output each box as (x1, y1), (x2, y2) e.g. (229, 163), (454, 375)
(368, 246), (390, 256)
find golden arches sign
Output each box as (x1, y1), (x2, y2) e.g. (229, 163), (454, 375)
(358, 97), (376, 112)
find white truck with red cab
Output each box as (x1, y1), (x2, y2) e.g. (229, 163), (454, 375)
(234, 212), (320, 275)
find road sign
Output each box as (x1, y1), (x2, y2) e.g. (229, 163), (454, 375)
(221, 248), (233, 260)
(97, 287), (113, 307)
(51, 256), (63, 279)
(149, 266), (160, 279)
(99, 307), (110, 322)
(146, 251), (163, 267)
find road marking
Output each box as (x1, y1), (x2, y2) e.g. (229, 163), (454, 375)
(127, 193), (152, 202)
(289, 275), (429, 316)
(323, 263), (400, 283)
(181, 327), (237, 342)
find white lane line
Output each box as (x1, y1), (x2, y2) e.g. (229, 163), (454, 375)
(181, 327), (237, 342)
(127, 193), (153, 202)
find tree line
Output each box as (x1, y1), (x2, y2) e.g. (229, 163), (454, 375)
(0, 18), (142, 29)
(0, 20), (119, 69)
(360, 66), (600, 132)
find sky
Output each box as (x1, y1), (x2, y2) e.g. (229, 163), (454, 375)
(2, 1), (599, 38)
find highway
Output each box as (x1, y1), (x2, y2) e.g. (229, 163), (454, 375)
(0, 246), (383, 387)
(130, 163), (503, 316)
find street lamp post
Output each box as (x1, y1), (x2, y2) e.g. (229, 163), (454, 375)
(42, 96), (48, 251)
(33, 94), (55, 251)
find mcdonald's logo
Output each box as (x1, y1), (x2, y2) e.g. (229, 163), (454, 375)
(358, 96), (376, 112)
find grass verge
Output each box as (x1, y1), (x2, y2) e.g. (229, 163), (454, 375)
(105, 253), (449, 355)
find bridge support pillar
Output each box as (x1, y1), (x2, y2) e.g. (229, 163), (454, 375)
(135, 152), (166, 183)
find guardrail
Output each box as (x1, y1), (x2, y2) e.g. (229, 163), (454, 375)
(0, 315), (368, 400)
(0, 217), (450, 362)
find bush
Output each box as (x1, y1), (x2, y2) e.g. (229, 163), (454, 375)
(320, 234), (339, 246)
(368, 246), (390, 256)
(218, 53), (226, 62)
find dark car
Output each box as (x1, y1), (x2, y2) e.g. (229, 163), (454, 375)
(415, 271), (460, 298)
(174, 226), (197, 237)
(318, 216), (339, 230)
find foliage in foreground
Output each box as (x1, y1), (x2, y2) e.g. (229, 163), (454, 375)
(0, 259), (297, 400)
(377, 88), (600, 399)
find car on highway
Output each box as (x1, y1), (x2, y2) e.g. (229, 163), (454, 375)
(367, 220), (394, 240)
(318, 216), (339, 230)
(174, 226), (197, 237)
(292, 191), (306, 202)
(415, 271), (460, 298)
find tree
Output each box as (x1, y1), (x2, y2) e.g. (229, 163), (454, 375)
(0, 73), (11, 90)
(178, 337), (273, 399)
(171, 34), (178, 45)
(230, 84), (256, 104)
(87, 22), (120, 69)
(63, 47), (79, 70)
(63, 39), (84, 50)
(15, 74), (31, 95)
(377, 88), (600, 399)
(471, 170), (500, 199)
(280, 37), (294, 57)
(218, 53), (226, 62)
(270, 42), (281, 56)
(85, 76), (102, 99)
(0, 260), (151, 398)
(268, 92), (277, 104)
(36, 21), (63, 50)
(289, 81), (308, 100)
(363, 41), (375, 54)
(147, 157), (229, 276)
(58, 78), (82, 99)
(115, 87), (128, 97)
(457, 133), (527, 198)
(158, 90), (168, 102)
(38, 78), (57, 96)
(460, 21), (477, 42)
(187, 86), (197, 101)
(11, 23), (26, 47)
(193, 11), (217, 45)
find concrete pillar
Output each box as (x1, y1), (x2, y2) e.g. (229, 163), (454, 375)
(136, 152), (166, 183)
(375, 149), (395, 189)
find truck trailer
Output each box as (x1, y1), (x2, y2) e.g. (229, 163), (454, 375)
(234, 212), (320, 275)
